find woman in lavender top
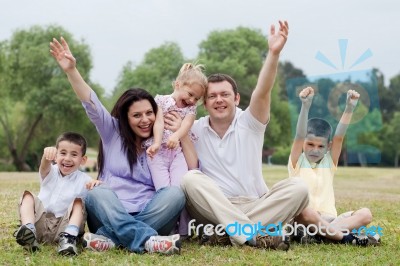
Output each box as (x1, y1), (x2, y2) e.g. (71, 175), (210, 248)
(50, 37), (197, 255)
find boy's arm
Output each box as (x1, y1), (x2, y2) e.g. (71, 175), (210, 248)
(331, 90), (360, 166)
(166, 114), (195, 149)
(50, 37), (92, 103)
(289, 87), (314, 168)
(39, 147), (57, 179)
(146, 105), (164, 158)
(249, 21), (288, 124)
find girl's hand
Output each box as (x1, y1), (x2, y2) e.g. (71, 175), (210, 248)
(146, 143), (160, 159)
(167, 134), (179, 149)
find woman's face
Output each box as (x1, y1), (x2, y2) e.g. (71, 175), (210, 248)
(127, 99), (156, 141)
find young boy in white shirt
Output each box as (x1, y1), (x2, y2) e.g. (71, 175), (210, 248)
(15, 132), (101, 255)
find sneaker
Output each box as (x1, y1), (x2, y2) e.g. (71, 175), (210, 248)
(350, 233), (381, 246)
(200, 230), (231, 246)
(255, 235), (290, 251)
(14, 224), (39, 252)
(291, 227), (324, 244)
(144, 234), (181, 255)
(82, 232), (116, 252)
(58, 232), (78, 256)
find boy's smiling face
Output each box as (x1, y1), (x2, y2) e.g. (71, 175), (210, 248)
(303, 134), (330, 163)
(55, 140), (86, 176)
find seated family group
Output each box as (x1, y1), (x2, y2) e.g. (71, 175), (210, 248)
(14, 20), (379, 256)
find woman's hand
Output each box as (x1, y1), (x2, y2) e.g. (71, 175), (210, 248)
(50, 37), (76, 73)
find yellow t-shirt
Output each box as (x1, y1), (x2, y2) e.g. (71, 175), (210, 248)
(288, 152), (337, 217)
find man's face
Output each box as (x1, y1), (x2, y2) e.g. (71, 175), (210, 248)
(204, 81), (239, 123)
(303, 134), (330, 163)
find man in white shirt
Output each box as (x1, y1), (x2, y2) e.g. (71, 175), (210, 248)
(181, 21), (309, 250)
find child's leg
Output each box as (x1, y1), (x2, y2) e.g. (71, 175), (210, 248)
(64, 198), (84, 237)
(170, 150), (190, 236)
(178, 208), (191, 236)
(169, 149), (188, 187)
(330, 208), (373, 231)
(57, 198), (84, 256)
(147, 147), (173, 190)
(15, 191), (42, 251)
(19, 191), (35, 225)
(296, 207), (343, 241)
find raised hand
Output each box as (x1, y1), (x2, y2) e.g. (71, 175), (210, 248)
(346, 90), (360, 110)
(49, 37), (76, 72)
(268, 20), (289, 55)
(299, 86), (314, 108)
(43, 147), (57, 161)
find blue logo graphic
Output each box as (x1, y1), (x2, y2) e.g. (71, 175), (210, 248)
(351, 225), (383, 237)
(287, 39), (382, 165)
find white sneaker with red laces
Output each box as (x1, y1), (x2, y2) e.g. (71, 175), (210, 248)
(83, 232), (116, 252)
(144, 234), (181, 255)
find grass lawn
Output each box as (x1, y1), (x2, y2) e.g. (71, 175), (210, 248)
(0, 166), (399, 265)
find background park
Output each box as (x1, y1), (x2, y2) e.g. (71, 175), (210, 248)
(1, 1), (400, 265)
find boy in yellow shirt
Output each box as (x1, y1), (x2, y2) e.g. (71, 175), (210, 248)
(288, 87), (380, 246)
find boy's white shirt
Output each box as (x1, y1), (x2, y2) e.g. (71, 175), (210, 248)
(37, 164), (92, 218)
(288, 152), (338, 217)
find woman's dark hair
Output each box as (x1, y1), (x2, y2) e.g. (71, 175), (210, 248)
(97, 88), (157, 178)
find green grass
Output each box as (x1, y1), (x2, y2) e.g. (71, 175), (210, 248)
(1, 166), (399, 265)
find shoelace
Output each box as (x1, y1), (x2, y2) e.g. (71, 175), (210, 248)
(92, 239), (113, 251)
(354, 235), (368, 246)
(151, 239), (169, 252)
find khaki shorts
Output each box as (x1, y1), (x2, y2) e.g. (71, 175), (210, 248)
(17, 191), (86, 244)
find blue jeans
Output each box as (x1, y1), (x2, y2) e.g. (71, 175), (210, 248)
(85, 185), (185, 253)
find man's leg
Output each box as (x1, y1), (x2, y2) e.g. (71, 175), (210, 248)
(181, 170), (252, 245)
(245, 177), (309, 226)
(85, 185), (157, 253)
(133, 186), (186, 236)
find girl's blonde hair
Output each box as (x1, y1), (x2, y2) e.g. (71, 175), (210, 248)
(173, 62), (208, 94)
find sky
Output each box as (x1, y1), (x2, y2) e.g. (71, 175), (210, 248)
(1, 0), (399, 95)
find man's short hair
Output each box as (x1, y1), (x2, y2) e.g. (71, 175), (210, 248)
(207, 73), (238, 95)
(307, 118), (332, 141)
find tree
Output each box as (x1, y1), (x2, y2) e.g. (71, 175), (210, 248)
(198, 26), (267, 108)
(0, 25), (101, 171)
(278, 61), (307, 100)
(112, 42), (185, 104)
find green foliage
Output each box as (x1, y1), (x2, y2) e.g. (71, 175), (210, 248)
(0, 25), (101, 170)
(112, 42), (185, 105)
(198, 27), (267, 108)
(270, 146), (291, 165)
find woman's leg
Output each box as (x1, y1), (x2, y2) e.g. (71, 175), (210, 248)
(134, 186), (185, 235)
(85, 185), (157, 253)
